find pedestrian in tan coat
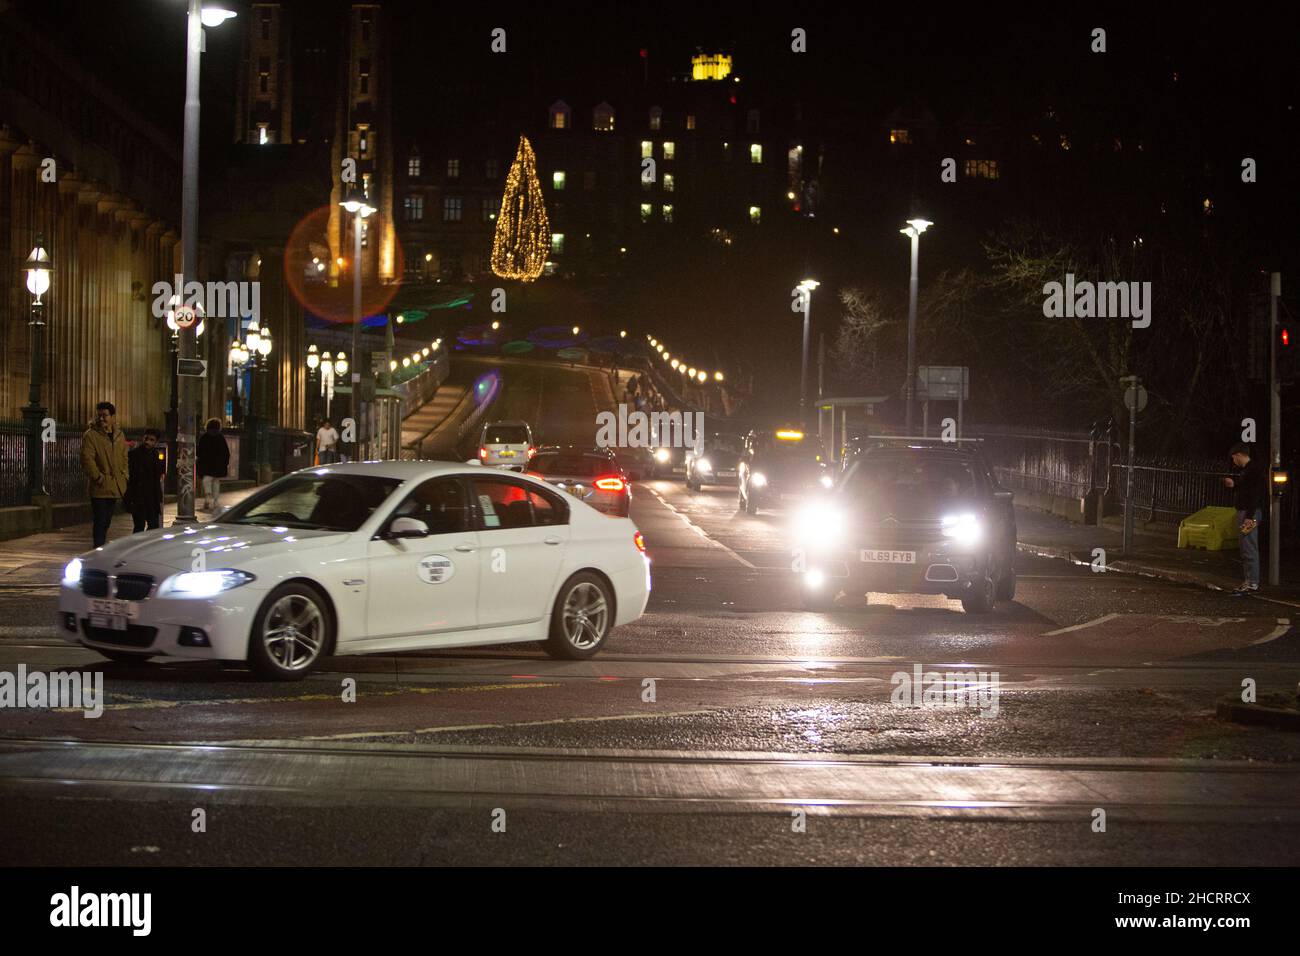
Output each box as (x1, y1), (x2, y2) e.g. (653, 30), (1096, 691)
(81, 401), (128, 547)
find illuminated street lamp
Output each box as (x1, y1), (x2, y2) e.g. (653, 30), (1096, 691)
(797, 278), (819, 424)
(714, 371), (724, 382)
(339, 191), (377, 458)
(306, 344), (320, 424)
(22, 237), (51, 498)
(900, 217), (933, 431)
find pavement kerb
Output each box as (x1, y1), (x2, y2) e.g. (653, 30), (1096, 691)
(1016, 541), (1238, 592)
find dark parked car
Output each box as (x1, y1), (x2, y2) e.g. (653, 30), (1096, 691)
(737, 428), (831, 514)
(528, 446), (630, 517)
(792, 438), (1017, 613)
(685, 431), (744, 490)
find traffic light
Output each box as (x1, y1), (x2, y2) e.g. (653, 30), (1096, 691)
(1279, 320), (1297, 382)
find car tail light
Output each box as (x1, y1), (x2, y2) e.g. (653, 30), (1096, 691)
(633, 531), (646, 553)
(527, 446), (537, 459)
(595, 476), (625, 492)
(478, 447), (488, 459)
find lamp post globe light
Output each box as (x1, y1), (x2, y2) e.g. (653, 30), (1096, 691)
(320, 350), (334, 421)
(176, 0), (237, 523)
(339, 192), (376, 460)
(797, 278), (819, 426)
(22, 237), (51, 500)
(900, 217), (932, 432)
(253, 327), (273, 479)
(306, 344), (320, 426)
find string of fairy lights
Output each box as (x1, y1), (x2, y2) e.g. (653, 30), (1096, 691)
(646, 334), (724, 384)
(490, 135), (550, 282)
(388, 337), (444, 377)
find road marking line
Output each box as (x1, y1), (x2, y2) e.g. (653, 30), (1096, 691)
(1251, 618), (1293, 645)
(1042, 613), (1122, 636)
(78, 681), (557, 713)
(646, 488), (756, 568)
(294, 708), (723, 742)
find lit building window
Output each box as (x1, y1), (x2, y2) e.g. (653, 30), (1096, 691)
(963, 159), (1000, 180)
(549, 100), (570, 130)
(447, 158), (460, 178)
(583, 171), (596, 190)
(551, 233), (565, 255)
(663, 173), (675, 193)
(889, 128), (911, 144)
(358, 58), (371, 96)
(407, 156), (421, 177)
(552, 171), (566, 190)
(749, 205), (761, 224)
(749, 144), (762, 164)
(481, 197), (499, 222)
(593, 102), (615, 131)
(722, 141), (731, 161)
(1203, 197), (1214, 215)
(257, 124), (269, 145)
(485, 158), (498, 179)
(361, 172), (372, 199)
(662, 204), (673, 223)
(404, 196), (424, 221)
(686, 114), (696, 130)
(641, 140), (653, 159)
(649, 106), (662, 130)
(443, 197), (462, 221)
(258, 56), (270, 94)
(747, 109), (760, 133)
(357, 124), (369, 156)
(663, 141), (675, 160)
(640, 203), (652, 222)
(690, 53), (733, 81)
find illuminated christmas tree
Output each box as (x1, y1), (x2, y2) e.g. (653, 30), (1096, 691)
(491, 136), (551, 282)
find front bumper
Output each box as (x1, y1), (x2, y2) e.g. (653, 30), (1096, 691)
(804, 545), (992, 597)
(57, 582), (261, 661)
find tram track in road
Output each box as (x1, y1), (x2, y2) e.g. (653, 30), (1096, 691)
(1, 735), (1298, 821)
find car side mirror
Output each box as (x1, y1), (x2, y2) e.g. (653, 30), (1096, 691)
(386, 516), (430, 539)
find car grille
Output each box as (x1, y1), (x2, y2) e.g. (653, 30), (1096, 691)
(80, 620), (157, 648)
(79, 570), (154, 600)
(862, 518), (946, 546)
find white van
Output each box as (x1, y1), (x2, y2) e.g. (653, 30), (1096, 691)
(478, 420), (535, 470)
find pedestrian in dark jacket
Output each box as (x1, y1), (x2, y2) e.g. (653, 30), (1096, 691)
(124, 428), (165, 532)
(196, 418), (231, 513)
(1224, 441), (1267, 594)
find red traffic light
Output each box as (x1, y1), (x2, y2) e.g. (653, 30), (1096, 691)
(1284, 328), (1292, 346)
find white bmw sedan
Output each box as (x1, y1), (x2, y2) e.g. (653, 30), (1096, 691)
(57, 462), (651, 680)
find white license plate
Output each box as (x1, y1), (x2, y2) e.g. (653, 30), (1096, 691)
(717, 470), (737, 477)
(861, 550), (916, 564)
(89, 598), (139, 619)
(89, 614), (127, 631)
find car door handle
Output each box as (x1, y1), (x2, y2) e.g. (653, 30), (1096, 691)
(454, 543), (476, 553)
(543, 536), (562, 545)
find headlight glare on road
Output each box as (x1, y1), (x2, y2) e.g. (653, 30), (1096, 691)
(63, 558), (82, 586)
(750, 471), (768, 487)
(941, 513), (983, 548)
(164, 569), (255, 597)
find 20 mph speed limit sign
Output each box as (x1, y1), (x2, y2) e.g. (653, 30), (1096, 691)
(174, 305), (198, 329)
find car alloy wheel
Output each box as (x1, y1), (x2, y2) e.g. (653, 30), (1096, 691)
(249, 582), (332, 679)
(545, 572), (613, 659)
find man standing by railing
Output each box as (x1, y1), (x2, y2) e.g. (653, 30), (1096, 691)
(1224, 442), (1267, 595)
(80, 402), (128, 548)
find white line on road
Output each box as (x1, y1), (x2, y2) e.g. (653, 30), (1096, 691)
(283, 708), (724, 742)
(1250, 618), (1293, 645)
(1042, 613), (1123, 636)
(645, 487), (757, 569)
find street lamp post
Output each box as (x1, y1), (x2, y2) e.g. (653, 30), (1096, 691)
(177, 0), (237, 524)
(23, 237), (51, 501)
(900, 217), (933, 433)
(339, 193), (376, 461)
(797, 278), (819, 427)
(306, 344), (320, 428)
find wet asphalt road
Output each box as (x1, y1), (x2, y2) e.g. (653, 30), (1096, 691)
(2, 359), (1299, 865)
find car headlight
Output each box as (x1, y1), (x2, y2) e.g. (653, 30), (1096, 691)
(654, 448), (671, 463)
(750, 471), (768, 487)
(697, 457), (713, 472)
(941, 513), (983, 548)
(63, 558), (82, 587)
(162, 569), (256, 597)
(793, 501), (843, 543)
(819, 473), (834, 489)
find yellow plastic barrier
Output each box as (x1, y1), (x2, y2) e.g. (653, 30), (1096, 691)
(1177, 506), (1240, 551)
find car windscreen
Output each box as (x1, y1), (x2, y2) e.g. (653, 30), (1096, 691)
(531, 454), (611, 478)
(706, 436), (743, 454)
(483, 425), (529, 445)
(845, 456), (979, 499)
(221, 474), (403, 531)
